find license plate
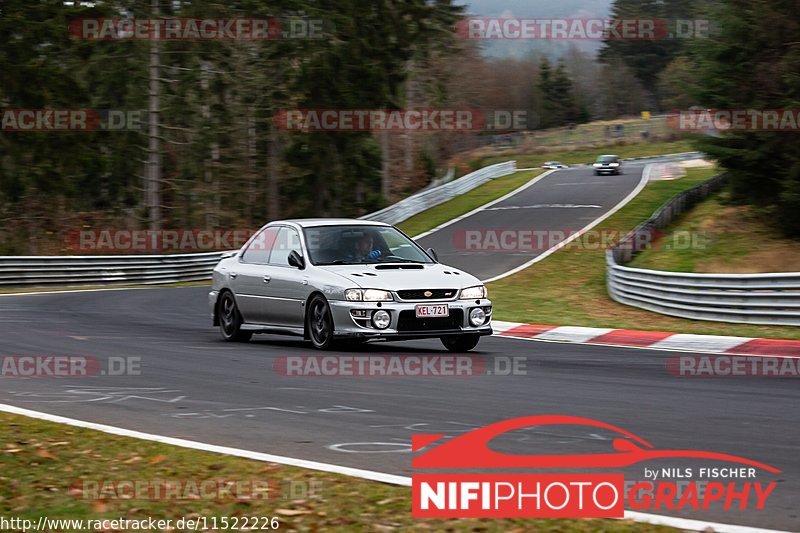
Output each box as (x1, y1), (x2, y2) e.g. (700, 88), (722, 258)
(416, 304), (449, 318)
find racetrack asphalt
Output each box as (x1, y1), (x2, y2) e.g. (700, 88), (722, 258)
(415, 163), (646, 280)
(0, 287), (798, 530)
(1, 156), (796, 530)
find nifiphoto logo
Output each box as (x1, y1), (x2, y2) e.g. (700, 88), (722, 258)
(411, 415), (780, 518)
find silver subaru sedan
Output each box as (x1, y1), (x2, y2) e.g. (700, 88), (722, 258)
(208, 219), (492, 351)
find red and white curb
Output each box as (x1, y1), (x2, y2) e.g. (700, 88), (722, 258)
(491, 321), (800, 357)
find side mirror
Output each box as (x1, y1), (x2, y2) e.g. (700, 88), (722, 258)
(426, 247), (438, 262)
(288, 250), (305, 269)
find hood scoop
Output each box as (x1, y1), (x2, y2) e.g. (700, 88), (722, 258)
(374, 264), (424, 270)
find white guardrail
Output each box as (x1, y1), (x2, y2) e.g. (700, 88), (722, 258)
(607, 173), (800, 326)
(0, 161), (517, 288)
(0, 252), (225, 287)
(359, 160), (517, 225)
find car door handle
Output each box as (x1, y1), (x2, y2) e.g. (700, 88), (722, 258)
(263, 275), (271, 283)
(229, 272), (238, 279)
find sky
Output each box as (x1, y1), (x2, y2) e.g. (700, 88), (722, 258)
(459, 0), (615, 58)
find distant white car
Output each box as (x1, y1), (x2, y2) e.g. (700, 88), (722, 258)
(542, 161), (569, 169)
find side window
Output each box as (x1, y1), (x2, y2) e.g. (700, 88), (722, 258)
(241, 227), (278, 264)
(270, 227), (302, 266)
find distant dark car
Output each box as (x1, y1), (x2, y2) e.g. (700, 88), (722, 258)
(593, 154), (622, 175)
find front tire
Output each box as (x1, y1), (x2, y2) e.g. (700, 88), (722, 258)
(307, 295), (336, 350)
(440, 334), (480, 352)
(218, 292), (252, 342)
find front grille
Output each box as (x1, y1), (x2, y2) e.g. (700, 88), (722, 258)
(397, 289), (457, 300)
(397, 309), (463, 332)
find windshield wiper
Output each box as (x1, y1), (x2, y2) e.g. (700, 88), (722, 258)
(378, 258), (420, 263)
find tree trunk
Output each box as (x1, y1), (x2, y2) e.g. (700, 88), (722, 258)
(146, 0), (161, 230)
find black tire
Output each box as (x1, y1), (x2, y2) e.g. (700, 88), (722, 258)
(594, 170), (600, 176)
(307, 294), (336, 350)
(218, 291), (252, 342)
(440, 334), (480, 352)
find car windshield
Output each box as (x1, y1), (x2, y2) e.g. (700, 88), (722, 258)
(596, 156), (619, 163)
(303, 225), (434, 265)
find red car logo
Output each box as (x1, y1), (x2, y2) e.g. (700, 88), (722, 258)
(412, 415), (780, 472)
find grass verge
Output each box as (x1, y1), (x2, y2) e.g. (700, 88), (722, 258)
(629, 189), (800, 274)
(0, 412), (674, 532)
(487, 168), (800, 340)
(398, 170), (542, 237)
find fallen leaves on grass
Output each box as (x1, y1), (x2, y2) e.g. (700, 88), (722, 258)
(36, 449), (58, 460)
(275, 509), (313, 516)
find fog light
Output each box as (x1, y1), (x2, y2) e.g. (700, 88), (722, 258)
(372, 310), (391, 329)
(469, 307), (486, 327)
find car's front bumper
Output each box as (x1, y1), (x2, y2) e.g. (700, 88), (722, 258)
(594, 166), (619, 173)
(209, 290), (219, 323)
(328, 298), (493, 340)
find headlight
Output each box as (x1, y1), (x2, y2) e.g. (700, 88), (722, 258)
(592, 163), (601, 167)
(344, 288), (393, 301)
(459, 285), (487, 299)
(609, 162), (619, 167)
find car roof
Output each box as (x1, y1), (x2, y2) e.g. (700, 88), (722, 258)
(269, 218), (391, 228)
(597, 154), (620, 158)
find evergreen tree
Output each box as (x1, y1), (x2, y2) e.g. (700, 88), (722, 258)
(690, 0), (800, 237)
(537, 58), (585, 128)
(599, 0), (697, 107)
